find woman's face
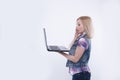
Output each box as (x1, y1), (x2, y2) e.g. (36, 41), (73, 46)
(76, 19), (84, 34)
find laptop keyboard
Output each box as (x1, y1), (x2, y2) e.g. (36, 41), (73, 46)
(49, 46), (60, 50)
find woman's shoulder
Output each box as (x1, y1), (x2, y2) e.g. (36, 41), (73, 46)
(78, 35), (89, 42)
(78, 37), (89, 44)
(78, 37), (89, 49)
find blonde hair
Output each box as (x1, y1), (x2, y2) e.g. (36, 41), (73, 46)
(77, 16), (94, 39)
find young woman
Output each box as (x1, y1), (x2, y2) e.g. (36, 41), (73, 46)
(58, 16), (93, 80)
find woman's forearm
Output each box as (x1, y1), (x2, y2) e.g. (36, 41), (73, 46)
(58, 52), (77, 63)
(69, 32), (80, 49)
(69, 38), (76, 49)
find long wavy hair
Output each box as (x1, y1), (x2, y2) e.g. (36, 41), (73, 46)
(77, 16), (94, 39)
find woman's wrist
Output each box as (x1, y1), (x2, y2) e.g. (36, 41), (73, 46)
(74, 35), (78, 40)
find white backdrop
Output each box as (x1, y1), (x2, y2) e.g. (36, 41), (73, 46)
(0, 0), (120, 80)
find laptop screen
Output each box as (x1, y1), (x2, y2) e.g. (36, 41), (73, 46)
(43, 28), (48, 49)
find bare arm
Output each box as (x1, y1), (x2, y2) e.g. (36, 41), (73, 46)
(58, 46), (85, 63)
(69, 30), (80, 49)
(59, 28), (84, 63)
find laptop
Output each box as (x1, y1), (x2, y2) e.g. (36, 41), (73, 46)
(43, 28), (70, 52)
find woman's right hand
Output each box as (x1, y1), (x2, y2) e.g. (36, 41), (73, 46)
(69, 28), (81, 49)
(74, 28), (80, 39)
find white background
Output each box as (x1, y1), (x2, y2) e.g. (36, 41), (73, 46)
(0, 0), (120, 80)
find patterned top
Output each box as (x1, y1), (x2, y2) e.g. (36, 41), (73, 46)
(69, 66), (90, 75)
(69, 36), (90, 75)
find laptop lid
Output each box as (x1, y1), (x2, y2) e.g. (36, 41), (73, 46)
(43, 28), (69, 52)
(43, 28), (48, 50)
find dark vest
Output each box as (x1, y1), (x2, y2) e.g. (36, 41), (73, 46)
(66, 34), (91, 67)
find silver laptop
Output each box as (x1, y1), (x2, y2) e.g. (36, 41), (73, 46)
(43, 28), (69, 52)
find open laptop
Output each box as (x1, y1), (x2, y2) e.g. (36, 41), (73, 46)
(43, 28), (69, 52)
